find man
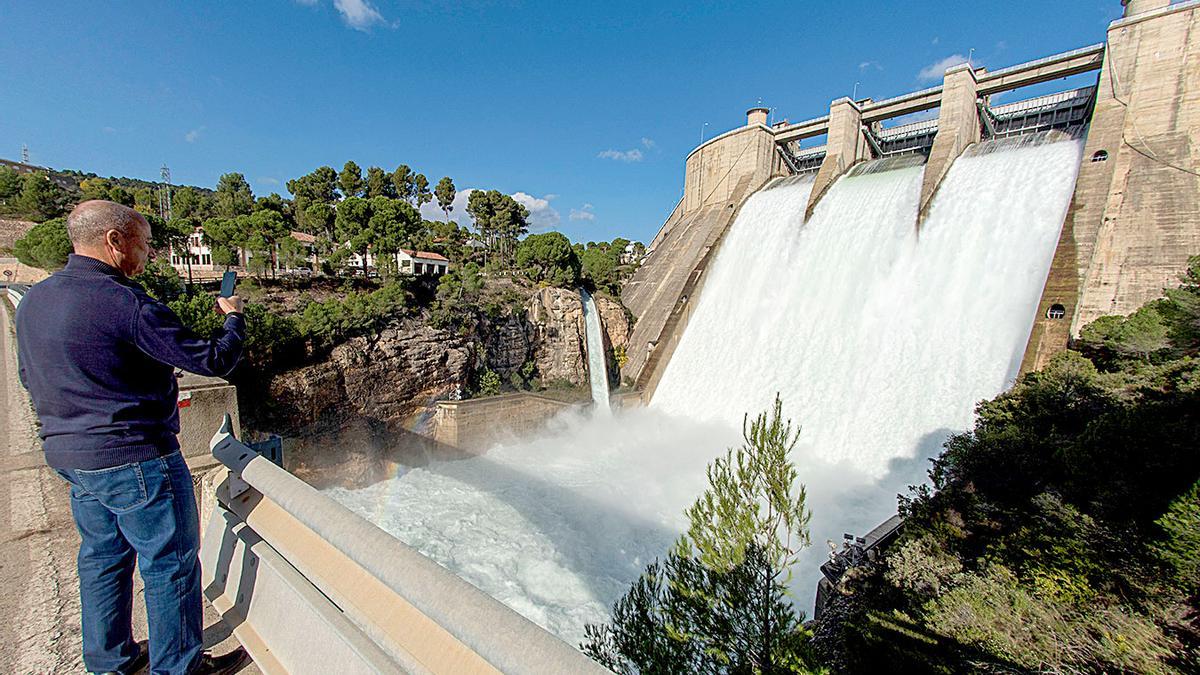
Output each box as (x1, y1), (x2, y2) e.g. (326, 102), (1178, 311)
(15, 201), (250, 675)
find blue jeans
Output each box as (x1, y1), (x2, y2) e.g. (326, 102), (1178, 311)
(56, 452), (203, 675)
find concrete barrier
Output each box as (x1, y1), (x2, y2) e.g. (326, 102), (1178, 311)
(5, 284), (28, 308)
(428, 392), (576, 451)
(177, 373), (240, 469)
(201, 416), (607, 674)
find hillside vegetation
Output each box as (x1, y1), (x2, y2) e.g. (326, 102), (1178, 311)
(808, 258), (1200, 673)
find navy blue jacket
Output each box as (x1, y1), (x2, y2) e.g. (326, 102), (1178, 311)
(15, 255), (246, 470)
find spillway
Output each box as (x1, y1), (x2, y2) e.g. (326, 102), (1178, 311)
(328, 134), (1084, 648)
(654, 135), (1083, 479)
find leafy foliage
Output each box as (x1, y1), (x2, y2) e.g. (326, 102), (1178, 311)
(12, 218), (71, 269)
(214, 173), (255, 219)
(814, 256), (1200, 673)
(676, 395), (811, 577)
(515, 232), (580, 286)
(296, 281), (411, 350)
(467, 189), (528, 264)
(434, 176), (456, 219)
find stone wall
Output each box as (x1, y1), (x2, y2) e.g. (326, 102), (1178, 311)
(0, 219), (35, 252)
(429, 392), (576, 452)
(1022, 1), (1200, 371)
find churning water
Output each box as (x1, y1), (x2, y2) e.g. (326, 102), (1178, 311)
(580, 289), (611, 414)
(328, 135), (1084, 647)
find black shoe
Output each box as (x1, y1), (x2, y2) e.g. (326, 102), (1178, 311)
(91, 640), (149, 675)
(190, 647), (252, 675)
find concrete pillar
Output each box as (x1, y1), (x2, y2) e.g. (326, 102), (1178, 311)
(746, 106), (769, 127)
(1123, 0), (1169, 17)
(917, 63), (980, 225)
(1022, 0), (1200, 372)
(805, 97), (868, 221)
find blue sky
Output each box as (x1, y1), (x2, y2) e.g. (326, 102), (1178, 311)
(0, 1), (1124, 243)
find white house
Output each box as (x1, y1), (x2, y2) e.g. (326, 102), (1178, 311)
(397, 249), (449, 276)
(344, 247), (450, 276)
(168, 228), (215, 271)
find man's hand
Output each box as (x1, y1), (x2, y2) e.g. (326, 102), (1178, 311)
(216, 295), (245, 315)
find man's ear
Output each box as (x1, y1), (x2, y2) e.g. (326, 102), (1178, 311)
(105, 229), (122, 250)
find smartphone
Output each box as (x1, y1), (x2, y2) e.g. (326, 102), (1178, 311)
(220, 271), (237, 298)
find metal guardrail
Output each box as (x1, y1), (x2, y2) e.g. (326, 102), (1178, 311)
(5, 284), (29, 308)
(201, 415), (606, 674)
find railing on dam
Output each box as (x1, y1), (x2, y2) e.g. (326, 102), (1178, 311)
(4, 283), (29, 308)
(771, 43), (1106, 144)
(200, 415), (606, 674)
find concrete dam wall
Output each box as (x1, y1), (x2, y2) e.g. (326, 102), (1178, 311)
(622, 0), (1200, 392)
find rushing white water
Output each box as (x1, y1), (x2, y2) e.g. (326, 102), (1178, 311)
(654, 137), (1083, 479)
(328, 136), (1084, 648)
(580, 289), (611, 414)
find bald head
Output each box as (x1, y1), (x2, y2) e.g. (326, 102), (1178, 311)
(67, 200), (148, 248)
(66, 200), (154, 277)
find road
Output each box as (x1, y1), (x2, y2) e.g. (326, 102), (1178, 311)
(0, 302), (84, 672)
(0, 302), (255, 673)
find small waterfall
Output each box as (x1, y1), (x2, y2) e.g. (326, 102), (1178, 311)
(580, 289), (611, 414)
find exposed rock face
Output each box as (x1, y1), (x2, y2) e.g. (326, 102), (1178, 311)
(0, 218), (35, 251)
(524, 287), (588, 385)
(595, 293), (632, 354)
(481, 315), (531, 377)
(260, 286), (636, 436)
(266, 318), (475, 435)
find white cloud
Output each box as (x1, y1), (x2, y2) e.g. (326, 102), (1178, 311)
(333, 0), (385, 30)
(931, 37), (940, 45)
(419, 188), (475, 226)
(258, 176), (280, 186)
(918, 54), (971, 82)
(512, 192), (561, 231)
(598, 148), (644, 162)
(569, 203), (596, 222)
(184, 126), (205, 143)
(102, 126), (116, 134)
(419, 188), (562, 232)
(858, 61), (882, 72)
(640, 137), (656, 149)
(294, 0), (319, 5)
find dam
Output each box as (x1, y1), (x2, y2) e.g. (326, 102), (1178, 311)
(623, 0), (1200, 394)
(161, 0), (1200, 670)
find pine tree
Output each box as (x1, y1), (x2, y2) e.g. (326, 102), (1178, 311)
(583, 396), (820, 673)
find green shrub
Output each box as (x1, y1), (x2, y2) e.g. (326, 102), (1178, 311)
(12, 218), (71, 270)
(1154, 480), (1200, 592)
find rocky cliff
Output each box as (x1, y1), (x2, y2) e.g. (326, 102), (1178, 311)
(261, 286), (633, 436)
(265, 318), (476, 435)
